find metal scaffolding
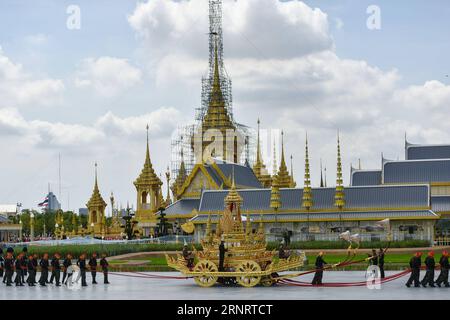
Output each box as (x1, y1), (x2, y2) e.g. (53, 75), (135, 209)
(171, 0), (256, 179)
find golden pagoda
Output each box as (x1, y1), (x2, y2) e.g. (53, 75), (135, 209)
(193, 40), (238, 164)
(134, 125), (163, 236)
(86, 162), (107, 236)
(334, 133), (346, 209)
(302, 134), (313, 210)
(274, 131), (295, 188)
(252, 119), (272, 188)
(172, 147), (188, 201)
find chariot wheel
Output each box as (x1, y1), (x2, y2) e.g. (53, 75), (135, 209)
(235, 260), (262, 288)
(193, 260), (218, 287)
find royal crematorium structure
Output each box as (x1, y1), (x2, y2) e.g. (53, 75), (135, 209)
(144, 0), (450, 245)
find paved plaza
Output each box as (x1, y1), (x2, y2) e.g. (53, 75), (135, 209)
(0, 271), (449, 300)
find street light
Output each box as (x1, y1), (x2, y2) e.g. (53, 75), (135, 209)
(19, 220), (23, 241)
(30, 213), (35, 241)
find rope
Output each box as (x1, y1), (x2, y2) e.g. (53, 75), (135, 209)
(279, 269), (412, 287)
(109, 271), (191, 280)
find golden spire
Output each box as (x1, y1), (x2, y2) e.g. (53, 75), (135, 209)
(276, 131), (294, 188)
(224, 168), (243, 206)
(134, 124), (162, 188)
(165, 166), (172, 206)
(334, 132), (345, 210)
(87, 162), (107, 209)
(270, 174), (281, 211)
(252, 119), (272, 188)
(202, 38), (234, 131)
(302, 133), (313, 210)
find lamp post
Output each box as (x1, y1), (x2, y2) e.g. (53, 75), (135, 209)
(55, 223), (59, 240)
(19, 219), (23, 241)
(30, 213), (35, 241)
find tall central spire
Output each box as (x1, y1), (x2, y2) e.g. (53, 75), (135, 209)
(202, 39), (234, 131)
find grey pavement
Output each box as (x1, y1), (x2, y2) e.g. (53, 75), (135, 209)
(0, 271), (448, 300)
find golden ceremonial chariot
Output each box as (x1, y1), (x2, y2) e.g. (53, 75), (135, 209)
(166, 180), (305, 287)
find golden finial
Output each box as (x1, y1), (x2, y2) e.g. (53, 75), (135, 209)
(302, 133), (313, 210)
(276, 130), (293, 188)
(334, 131), (345, 210)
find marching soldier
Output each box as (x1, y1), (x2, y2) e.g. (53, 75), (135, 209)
(27, 254), (36, 286)
(4, 250), (14, 286)
(378, 248), (385, 279)
(100, 253), (110, 284)
(311, 252), (327, 285)
(0, 248), (4, 279)
(406, 252), (422, 288)
(77, 253), (88, 287)
(62, 253), (72, 285)
(51, 253), (61, 286)
(421, 251), (436, 287)
(14, 252), (24, 286)
(39, 253), (50, 286)
(21, 247), (28, 283)
(88, 252), (98, 284)
(31, 254), (38, 285)
(435, 251), (450, 287)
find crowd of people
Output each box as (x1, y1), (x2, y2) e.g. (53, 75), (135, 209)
(0, 247), (110, 287)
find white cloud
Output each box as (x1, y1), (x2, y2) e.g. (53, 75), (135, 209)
(128, 0), (332, 61)
(0, 106), (184, 150)
(0, 47), (64, 107)
(75, 56), (142, 97)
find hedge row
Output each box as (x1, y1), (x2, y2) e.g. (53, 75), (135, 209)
(10, 239), (430, 257)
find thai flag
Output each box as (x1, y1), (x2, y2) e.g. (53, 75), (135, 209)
(38, 197), (49, 207)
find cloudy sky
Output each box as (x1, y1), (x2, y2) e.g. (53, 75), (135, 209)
(0, 0), (449, 212)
